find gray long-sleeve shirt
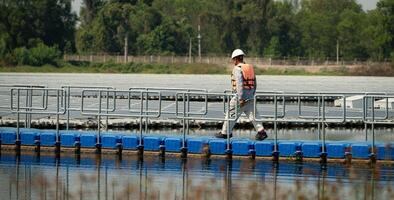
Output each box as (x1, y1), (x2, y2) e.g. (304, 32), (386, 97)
(232, 63), (256, 100)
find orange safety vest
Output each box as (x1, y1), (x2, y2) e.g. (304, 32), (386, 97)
(231, 63), (256, 90)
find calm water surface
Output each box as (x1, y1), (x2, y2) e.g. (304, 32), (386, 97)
(0, 153), (393, 200)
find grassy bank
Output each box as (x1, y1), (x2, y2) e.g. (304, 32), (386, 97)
(0, 61), (393, 76)
(0, 61), (229, 74)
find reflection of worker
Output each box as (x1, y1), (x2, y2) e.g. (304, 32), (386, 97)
(215, 49), (268, 140)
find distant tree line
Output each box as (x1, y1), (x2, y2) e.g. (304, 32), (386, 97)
(0, 0), (76, 65)
(0, 0), (393, 66)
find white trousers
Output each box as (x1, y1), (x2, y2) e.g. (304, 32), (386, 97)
(221, 97), (264, 134)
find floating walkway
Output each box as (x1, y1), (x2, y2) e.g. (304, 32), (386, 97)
(0, 86), (393, 164)
(1, 127), (393, 164)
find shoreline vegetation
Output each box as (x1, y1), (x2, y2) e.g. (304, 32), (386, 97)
(0, 61), (393, 76)
(2, 1), (393, 77)
(2, 1), (394, 77)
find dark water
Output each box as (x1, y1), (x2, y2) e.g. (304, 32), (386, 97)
(0, 152), (393, 200)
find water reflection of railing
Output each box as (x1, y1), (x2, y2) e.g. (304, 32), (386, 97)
(2, 85), (394, 161)
(2, 153), (386, 200)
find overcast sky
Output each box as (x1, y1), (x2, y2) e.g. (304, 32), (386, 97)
(358, 0), (379, 10)
(71, 0), (379, 16)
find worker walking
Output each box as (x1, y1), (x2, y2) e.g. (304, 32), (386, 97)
(215, 49), (268, 140)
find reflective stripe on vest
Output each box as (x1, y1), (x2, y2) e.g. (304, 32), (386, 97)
(231, 63), (256, 90)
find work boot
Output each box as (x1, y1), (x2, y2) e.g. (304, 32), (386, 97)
(215, 131), (232, 139)
(255, 129), (268, 141)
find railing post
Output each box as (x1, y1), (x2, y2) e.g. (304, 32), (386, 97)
(186, 93), (190, 137)
(181, 92), (190, 158)
(364, 96), (368, 141)
(317, 96), (321, 141)
(66, 86), (71, 130)
(27, 87), (33, 128)
(343, 96), (347, 123)
(145, 91), (149, 135)
(55, 90), (61, 154)
(30, 87), (33, 127)
(15, 89), (21, 153)
(106, 90), (109, 131)
(25, 89), (29, 128)
(320, 95), (327, 164)
(181, 93), (187, 158)
(370, 96), (376, 163)
(272, 94), (279, 162)
(225, 95), (232, 160)
(96, 90), (102, 154)
(137, 91), (144, 157)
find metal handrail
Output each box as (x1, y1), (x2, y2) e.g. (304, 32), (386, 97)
(129, 87), (208, 116)
(80, 89), (162, 148)
(175, 91), (239, 153)
(175, 92), (238, 121)
(254, 93), (347, 123)
(0, 84), (47, 110)
(1, 84), (47, 128)
(363, 95), (394, 125)
(62, 85), (115, 111)
(81, 89), (162, 118)
(62, 85), (115, 130)
(296, 93), (347, 122)
(298, 92), (390, 120)
(254, 93), (347, 155)
(9, 87), (66, 145)
(1, 84), (393, 157)
(130, 87), (206, 92)
(10, 90), (48, 112)
(362, 95), (394, 156)
(10, 88), (66, 115)
(225, 90), (286, 118)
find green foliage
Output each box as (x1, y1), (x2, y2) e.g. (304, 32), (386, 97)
(337, 9), (367, 59)
(13, 47), (30, 65)
(13, 43), (61, 66)
(391, 51), (394, 68)
(376, 0), (394, 58)
(0, 0), (76, 65)
(76, 1), (160, 54)
(2, 0), (394, 67)
(136, 18), (192, 55)
(0, 37), (7, 59)
(362, 10), (388, 60)
(264, 37), (281, 58)
(0, 61), (229, 74)
(28, 43), (61, 66)
(0, 0), (76, 50)
(5, 61), (384, 76)
(296, 0), (361, 59)
(74, 0), (394, 61)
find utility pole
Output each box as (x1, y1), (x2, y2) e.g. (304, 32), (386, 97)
(336, 39), (339, 66)
(124, 34), (128, 63)
(198, 25), (202, 63)
(189, 38), (192, 63)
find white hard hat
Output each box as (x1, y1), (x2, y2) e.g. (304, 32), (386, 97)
(231, 49), (245, 59)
